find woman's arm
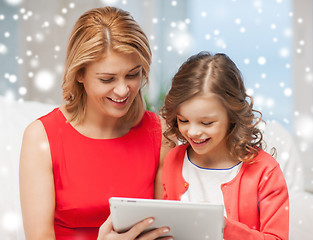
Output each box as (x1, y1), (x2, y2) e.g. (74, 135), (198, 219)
(19, 120), (56, 239)
(154, 117), (174, 199)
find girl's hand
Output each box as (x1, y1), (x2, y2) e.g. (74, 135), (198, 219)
(97, 215), (173, 240)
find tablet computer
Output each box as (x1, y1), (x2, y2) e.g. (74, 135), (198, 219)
(109, 197), (224, 240)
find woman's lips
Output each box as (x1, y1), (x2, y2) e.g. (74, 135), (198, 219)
(107, 96), (128, 104)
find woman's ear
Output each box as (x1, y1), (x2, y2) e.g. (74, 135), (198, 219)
(77, 75), (84, 83)
(76, 69), (85, 83)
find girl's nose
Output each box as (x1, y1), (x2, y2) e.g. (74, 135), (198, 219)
(113, 80), (129, 97)
(187, 125), (202, 138)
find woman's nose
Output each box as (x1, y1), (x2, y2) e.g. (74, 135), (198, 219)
(113, 80), (129, 97)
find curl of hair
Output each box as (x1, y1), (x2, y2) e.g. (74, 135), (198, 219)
(160, 51), (263, 162)
(62, 7), (151, 124)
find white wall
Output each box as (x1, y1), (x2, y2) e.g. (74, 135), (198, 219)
(293, 0), (313, 192)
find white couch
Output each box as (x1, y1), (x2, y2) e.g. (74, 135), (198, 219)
(0, 96), (312, 239)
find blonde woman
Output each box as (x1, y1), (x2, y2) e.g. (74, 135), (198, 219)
(20, 7), (172, 240)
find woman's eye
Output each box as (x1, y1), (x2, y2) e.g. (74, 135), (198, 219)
(100, 78), (114, 83)
(126, 71), (140, 79)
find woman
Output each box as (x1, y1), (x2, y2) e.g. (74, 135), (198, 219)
(19, 7), (172, 240)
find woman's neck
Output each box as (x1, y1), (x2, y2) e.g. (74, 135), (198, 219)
(60, 105), (131, 139)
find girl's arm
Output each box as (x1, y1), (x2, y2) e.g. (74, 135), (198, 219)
(154, 117), (174, 199)
(19, 120), (56, 239)
(223, 165), (289, 240)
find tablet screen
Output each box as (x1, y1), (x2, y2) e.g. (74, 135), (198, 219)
(109, 197), (224, 240)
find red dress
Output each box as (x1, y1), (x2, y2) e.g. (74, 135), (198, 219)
(39, 108), (162, 239)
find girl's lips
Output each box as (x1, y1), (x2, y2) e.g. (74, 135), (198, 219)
(190, 138), (210, 145)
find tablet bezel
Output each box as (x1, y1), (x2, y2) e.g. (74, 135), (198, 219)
(109, 197), (224, 240)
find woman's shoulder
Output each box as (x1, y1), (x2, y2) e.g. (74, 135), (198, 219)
(21, 117), (53, 176)
(38, 107), (60, 121)
(134, 110), (161, 129)
(23, 107), (61, 142)
(25, 107), (60, 137)
(143, 110), (161, 123)
(22, 119), (50, 159)
(24, 119), (47, 138)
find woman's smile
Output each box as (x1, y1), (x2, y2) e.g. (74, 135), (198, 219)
(107, 96), (129, 104)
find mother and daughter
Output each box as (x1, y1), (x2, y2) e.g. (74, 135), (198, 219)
(19, 6), (289, 240)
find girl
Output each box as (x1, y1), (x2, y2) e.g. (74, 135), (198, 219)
(160, 51), (289, 239)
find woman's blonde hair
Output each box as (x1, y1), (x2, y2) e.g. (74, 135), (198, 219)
(62, 7), (151, 124)
(161, 51), (263, 163)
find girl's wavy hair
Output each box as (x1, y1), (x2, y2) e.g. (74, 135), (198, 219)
(160, 51), (263, 163)
(62, 7), (151, 124)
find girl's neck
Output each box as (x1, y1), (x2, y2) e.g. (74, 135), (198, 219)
(187, 146), (240, 169)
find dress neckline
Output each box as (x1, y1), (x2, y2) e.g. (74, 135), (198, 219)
(56, 108), (146, 141)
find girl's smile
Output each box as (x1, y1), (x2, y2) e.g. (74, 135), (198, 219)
(189, 137), (210, 145)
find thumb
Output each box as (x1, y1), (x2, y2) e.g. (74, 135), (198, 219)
(98, 215), (113, 239)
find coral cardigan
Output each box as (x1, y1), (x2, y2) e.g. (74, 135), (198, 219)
(162, 144), (289, 240)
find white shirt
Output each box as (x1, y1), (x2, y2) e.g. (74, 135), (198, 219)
(180, 151), (242, 216)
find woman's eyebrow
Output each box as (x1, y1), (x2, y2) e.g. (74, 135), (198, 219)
(128, 65), (142, 72)
(96, 72), (114, 76)
(96, 65), (142, 75)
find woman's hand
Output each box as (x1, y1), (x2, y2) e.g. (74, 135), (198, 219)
(97, 215), (173, 240)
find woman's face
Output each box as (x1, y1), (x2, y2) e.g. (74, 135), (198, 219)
(79, 50), (142, 120)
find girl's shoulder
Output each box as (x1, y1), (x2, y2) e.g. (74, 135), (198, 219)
(169, 143), (189, 154)
(244, 149), (281, 173)
(164, 144), (188, 163)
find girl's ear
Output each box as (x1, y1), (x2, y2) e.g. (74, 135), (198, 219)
(228, 122), (236, 134)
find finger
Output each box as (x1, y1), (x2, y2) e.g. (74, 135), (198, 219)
(126, 217), (155, 239)
(137, 226), (171, 240)
(154, 236), (174, 240)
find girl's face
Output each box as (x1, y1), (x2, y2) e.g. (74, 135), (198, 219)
(177, 93), (230, 163)
(79, 50), (142, 120)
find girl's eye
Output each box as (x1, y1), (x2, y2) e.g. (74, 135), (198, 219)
(178, 118), (189, 123)
(202, 121), (213, 126)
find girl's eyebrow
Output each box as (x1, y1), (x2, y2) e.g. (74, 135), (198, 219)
(176, 113), (185, 118)
(96, 65), (142, 76)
